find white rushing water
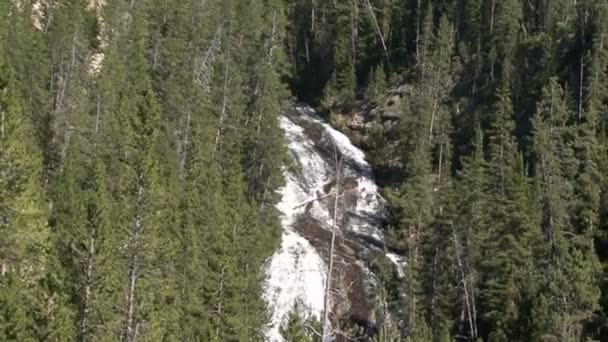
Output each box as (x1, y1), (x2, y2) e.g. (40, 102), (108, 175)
(263, 113), (330, 342)
(263, 106), (398, 341)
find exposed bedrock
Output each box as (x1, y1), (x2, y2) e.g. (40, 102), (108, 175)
(264, 106), (405, 342)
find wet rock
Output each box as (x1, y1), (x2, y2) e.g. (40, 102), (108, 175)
(381, 95), (402, 119)
(342, 177), (358, 191)
(264, 106), (400, 341)
(324, 83), (414, 156)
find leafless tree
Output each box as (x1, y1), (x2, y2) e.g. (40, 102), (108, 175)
(322, 139), (344, 342)
(122, 173), (145, 342)
(451, 221), (478, 340)
(364, 0), (390, 68)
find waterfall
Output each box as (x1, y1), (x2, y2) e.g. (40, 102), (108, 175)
(263, 106), (404, 341)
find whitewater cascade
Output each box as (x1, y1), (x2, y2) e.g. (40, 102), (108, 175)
(263, 106), (404, 341)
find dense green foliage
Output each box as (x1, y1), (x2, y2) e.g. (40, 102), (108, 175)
(3, 0), (608, 341)
(0, 0), (287, 340)
(282, 0), (608, 340)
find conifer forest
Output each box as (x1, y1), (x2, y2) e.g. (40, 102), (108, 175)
(2, 0), (608, 341)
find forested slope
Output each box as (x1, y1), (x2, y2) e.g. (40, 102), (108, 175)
(1, 0), (608, 341)
(281, 0), (608, 341)
(1, 0), (288, 340)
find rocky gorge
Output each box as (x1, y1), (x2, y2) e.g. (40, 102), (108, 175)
(263, 106), (405, 341)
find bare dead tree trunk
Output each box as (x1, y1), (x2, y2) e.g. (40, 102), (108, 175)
(490, 0), (496, 34)
(304, 39), (311, 64)
(79, 93), (105, 341)
(408, 222), (417, 333)
(311, 3), (315, 31)
(124, 239), (139, 342)
(266, 10), (278, 67)
(499, 128), (506, 195)
(214, 266), (226, 339)
(451, 223), (477, 340)
(364, 0), (391, 68)
(428, 98), (438, 144)
(193, 26), (222, 92)
(255, 10), (280, 135)
(94, 94), (101, 139)
(437, 140), (445, 215)
(472, 37), (481, 95)
(151, 7), (167, 71)
(259, 177), (271, 210)
(322, 143), (343, 342)
(430, 245), (439, 320)
(178, 110), (191, 178)
(578, 55), (584, 121)
(57, 26), (80, 170)
(350, 0), (358, 68)
(78, 226), (97, 341)
(415, 0), (421, 61)
(1, 106), (4, 140)
(212, 61), (230, 155)
(122, 176), (145, 342)
(575, 0), (588, 119)
(428, 40), (449, 146)
(437, 141), (444, 185)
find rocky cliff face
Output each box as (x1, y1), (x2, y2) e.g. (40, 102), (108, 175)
(329, 84), (414, 150)
(264, 106), (405, 341)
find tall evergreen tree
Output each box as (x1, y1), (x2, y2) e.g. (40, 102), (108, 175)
(325, 0), (357, 103)
(390, 143), (434, 338)
(531, 78), (600, 341)
(479, 74), (538, 341)
(452, 127), (486, 341)
(0, 50), (73, 341)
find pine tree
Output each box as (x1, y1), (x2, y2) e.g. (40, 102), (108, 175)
(452, 126), (486, 341)
(91, 4), (183, 339)
(54, 156), (123, 340)
(390, 143), (434, 338)
(530, 78), (600, 341)
(586, 2), (608, 337)
(479, 74), (539, 341)
(486, 76), (516, 195)
(365, 65), (387, 103)
(0, 49), (48, 302)
(284, 0), (336, 102)
(485, 0), (521, 81)
(0, 3), (53, 204)
(325, 0), (357, 103)
(241, 0), (290, 209)
(43, 0), (91, 179)
(418, 192), (455, 340)
(459, 0), (484, 95)
(0, 49), (74, 341)
(280, 304), (317, 342)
